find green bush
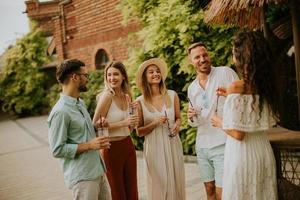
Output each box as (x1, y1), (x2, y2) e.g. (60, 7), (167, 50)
(0, 22), (52, 116)
(120, 0), (237, 154)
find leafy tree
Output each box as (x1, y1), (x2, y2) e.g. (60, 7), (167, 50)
(0, 22), (52, 116)
(120, 0), (237, 154)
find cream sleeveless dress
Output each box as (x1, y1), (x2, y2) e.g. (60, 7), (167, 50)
(222, 94), (277, 200)
(138, 90), (186, 200)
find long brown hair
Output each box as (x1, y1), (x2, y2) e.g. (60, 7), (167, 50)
(141, 65), (171, 111)
(232, 31), (279, 120)
(103, 61), (132, 97)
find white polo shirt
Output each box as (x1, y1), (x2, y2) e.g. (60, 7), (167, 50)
(187, 66), (239, 148)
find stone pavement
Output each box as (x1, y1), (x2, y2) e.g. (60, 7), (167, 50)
(0, 115), (206, 200)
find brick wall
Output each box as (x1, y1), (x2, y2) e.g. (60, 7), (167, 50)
(63, 0), (140, 70)
(25, 0), (59, 36)
(25, 0), (140, 70)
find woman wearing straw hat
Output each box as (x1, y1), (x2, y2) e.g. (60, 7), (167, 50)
(93, 61), (139, 200)
(135, 58), (186, 200)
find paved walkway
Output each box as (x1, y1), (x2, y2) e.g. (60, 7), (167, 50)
(0, 115), (206, 200)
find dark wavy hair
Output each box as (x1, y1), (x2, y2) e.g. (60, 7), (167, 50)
(56, 59), (85, 84)
(232, 31), (279, 120)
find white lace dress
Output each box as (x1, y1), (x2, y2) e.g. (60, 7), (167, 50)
(222, 94), (278, 200)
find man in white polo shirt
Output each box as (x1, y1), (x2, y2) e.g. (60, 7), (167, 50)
(187, 42), (239, 200)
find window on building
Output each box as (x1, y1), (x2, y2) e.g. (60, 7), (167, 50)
(46, 36), (57, 58)
(95, 49), (109, 69)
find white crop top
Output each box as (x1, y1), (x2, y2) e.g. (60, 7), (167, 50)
(106, 100), (130, 137)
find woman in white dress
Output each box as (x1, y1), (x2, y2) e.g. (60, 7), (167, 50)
(135, 58), (186, 200)
(211, 32), (279, 200)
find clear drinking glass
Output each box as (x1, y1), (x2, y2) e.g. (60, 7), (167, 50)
(168, 122), (177, 138)
(129, 103), (138, 129)
(162, 105), (176, 138)
(98, 127), (109, 137)
(125, 94), (138, 129)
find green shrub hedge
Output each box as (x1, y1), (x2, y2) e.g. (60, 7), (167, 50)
(0, 22), (51, 116)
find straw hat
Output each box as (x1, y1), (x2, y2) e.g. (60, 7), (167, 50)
(136, 58), (168, 89)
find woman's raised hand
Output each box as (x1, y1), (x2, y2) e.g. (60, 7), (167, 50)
(216, 87), (227, 97)
(125, 114), (139, 127)
(130, 101), (139, 110)
(170, 122), (180, 134)
(94, 116), (109, 129)
(154, 116), (168, 126)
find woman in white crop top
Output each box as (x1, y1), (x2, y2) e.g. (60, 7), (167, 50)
(93, 61), (139, 200)
(211, 32), (279, 200)
(135, 58), (186, 200)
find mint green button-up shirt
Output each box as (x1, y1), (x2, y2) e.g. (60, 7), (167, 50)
(47, 93), (105, 189)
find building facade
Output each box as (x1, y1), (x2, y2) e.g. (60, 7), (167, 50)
(25, 0), (140, 70)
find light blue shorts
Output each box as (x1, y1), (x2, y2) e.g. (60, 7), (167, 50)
(196, 144), (225, 187)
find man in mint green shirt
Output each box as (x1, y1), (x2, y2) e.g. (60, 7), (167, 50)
(47, 59), (111, 200)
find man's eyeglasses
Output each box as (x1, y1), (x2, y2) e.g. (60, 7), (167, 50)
(75, 73), (89, 79)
